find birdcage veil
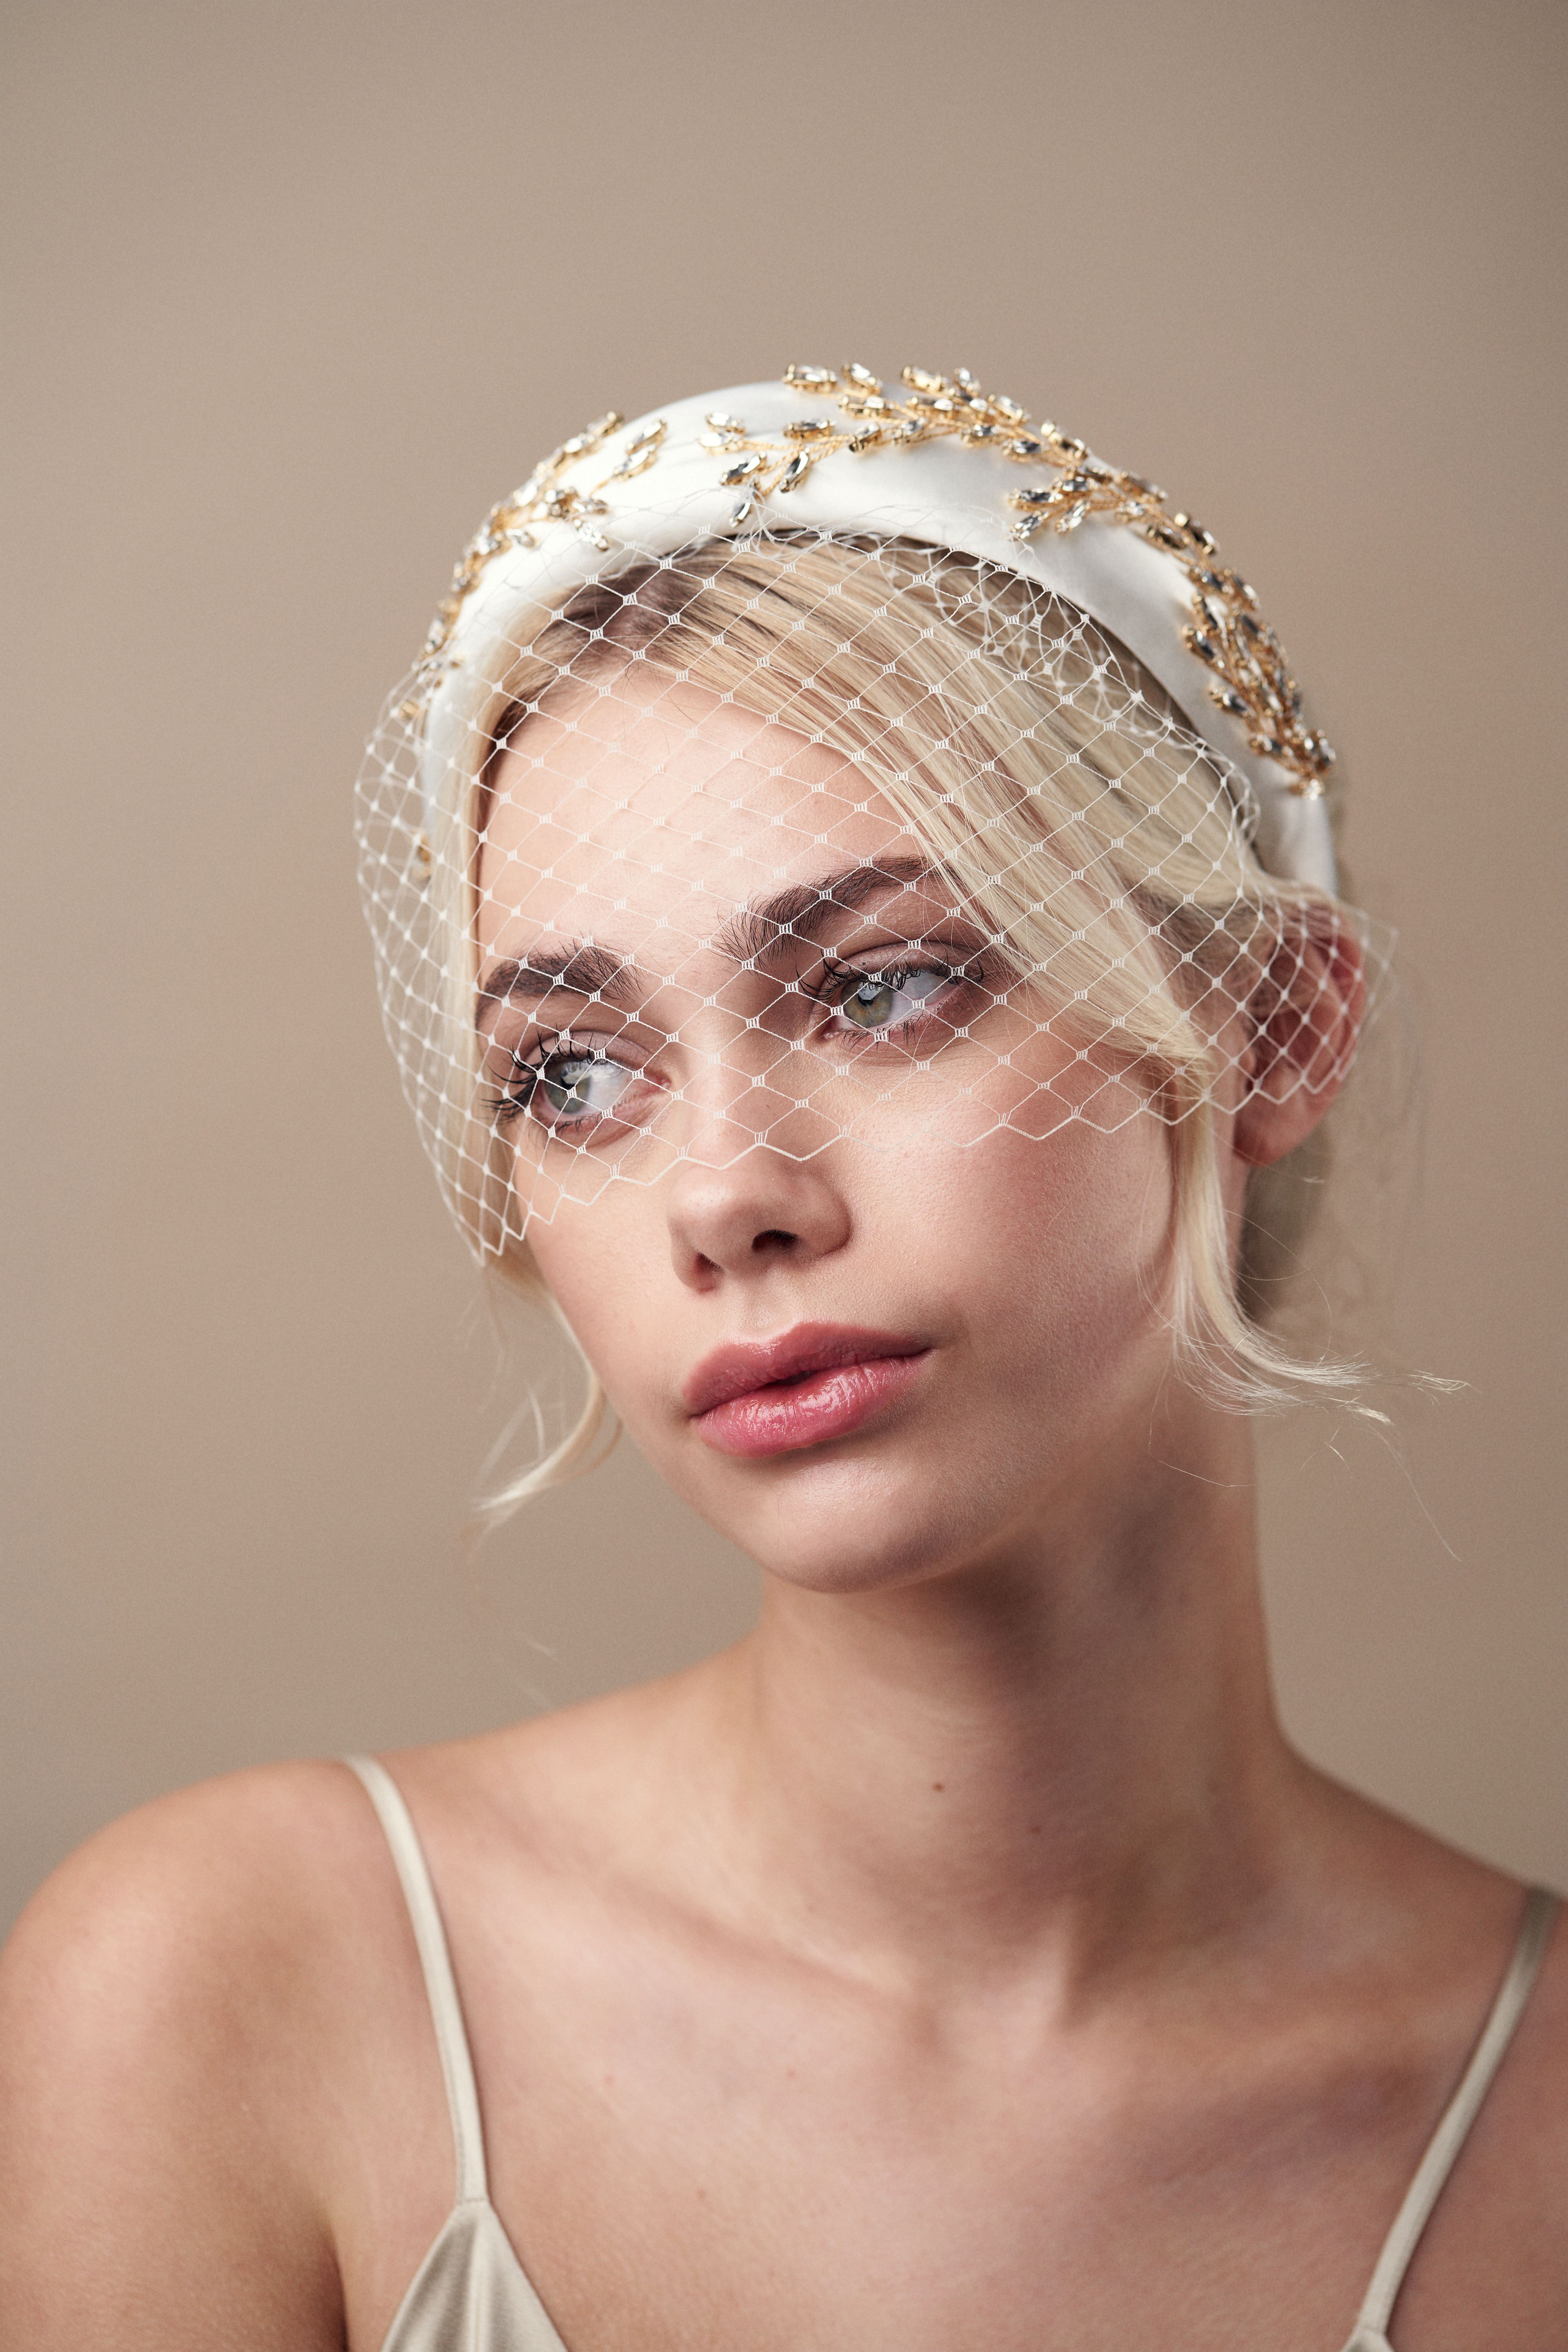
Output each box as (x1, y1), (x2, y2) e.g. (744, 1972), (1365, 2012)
(356, 366), (1387, 1438)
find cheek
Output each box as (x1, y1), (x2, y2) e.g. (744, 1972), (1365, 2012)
(897, 1114), (1172, 1338)
(525, 1204), (668, 1381)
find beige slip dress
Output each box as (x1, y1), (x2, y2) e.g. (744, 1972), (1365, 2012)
(345, 1755), (1558, 2352)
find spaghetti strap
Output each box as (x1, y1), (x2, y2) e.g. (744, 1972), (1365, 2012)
(344, 1754), (490, 2207)
(1341, 1886), (1558, 2352)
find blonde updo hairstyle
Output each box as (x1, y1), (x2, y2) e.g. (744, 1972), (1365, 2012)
(423, 534), (1367, 1521)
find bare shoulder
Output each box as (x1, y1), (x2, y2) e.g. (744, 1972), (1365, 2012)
(0, 1757), (390, 2069)
(0, 1759), (404, 2351)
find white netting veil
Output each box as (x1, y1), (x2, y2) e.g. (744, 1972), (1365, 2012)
(356, 367), (1386, 1404)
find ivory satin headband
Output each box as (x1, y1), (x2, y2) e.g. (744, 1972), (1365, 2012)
(407, 363), (1340, 893)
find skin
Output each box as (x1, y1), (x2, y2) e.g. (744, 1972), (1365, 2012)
(1, 672), (1563, 2352)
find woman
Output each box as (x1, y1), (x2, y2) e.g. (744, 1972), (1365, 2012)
(2, 366), (1563, 2350)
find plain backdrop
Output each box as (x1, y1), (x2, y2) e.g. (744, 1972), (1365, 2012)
(3, 0), (1564, 1936)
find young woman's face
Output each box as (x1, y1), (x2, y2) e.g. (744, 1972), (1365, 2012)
(477, 666), (1234, 1593)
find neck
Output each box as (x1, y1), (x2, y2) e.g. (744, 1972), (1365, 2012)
(696, 1406), (1306, 1995)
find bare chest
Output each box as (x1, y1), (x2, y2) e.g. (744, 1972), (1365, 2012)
(348, 1965), (1562, 2352)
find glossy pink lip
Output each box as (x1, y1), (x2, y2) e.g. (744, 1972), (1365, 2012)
(684, 1323), (931, 1458)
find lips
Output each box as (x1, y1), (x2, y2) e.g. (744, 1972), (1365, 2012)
(684, 1323), (930, 1458)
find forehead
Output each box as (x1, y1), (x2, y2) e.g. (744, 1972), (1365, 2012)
(476, 665), (920, 966)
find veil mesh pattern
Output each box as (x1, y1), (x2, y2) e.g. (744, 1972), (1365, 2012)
(357, 528), (1375, 1257)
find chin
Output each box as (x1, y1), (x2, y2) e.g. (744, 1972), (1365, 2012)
(686, 1445), (1020, 1596)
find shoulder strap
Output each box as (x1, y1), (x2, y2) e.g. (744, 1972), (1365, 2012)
(1345, 1886), (1558, 2347)
(344, 1754), (490, 2206)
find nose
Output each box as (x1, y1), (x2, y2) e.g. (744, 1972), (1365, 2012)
(666, 1147), (851, 1291)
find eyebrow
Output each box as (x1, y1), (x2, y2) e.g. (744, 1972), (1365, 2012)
(476, 856), (955, 1021)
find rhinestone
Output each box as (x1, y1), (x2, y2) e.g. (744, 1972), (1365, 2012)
(784, 417), (834, 439)
(1009, 514), (1046, 542)
(706, 411), (746, 435)
(962, 423), (998, 443)
(1007, 437), (1044, 459)
(953, 367), (979, 390)
(730, 492), (758, 526)
(622, 419), (665, 452)
(1184, 628), (1223, 667)
(577, 524), (611, 552)
(721, 454), (762, 483)
(843, 362), (883, 392)
(994, 395), (1025, 420)
(778, 451), (811, 490)
(848, 428), (884, 452)
(784, 363), (837, 390)
(902, 366), (947, 394)
(1009, 486), (1056, 509)
(1210, 687), (1250, 716)
(1054, 500), (1090, 532)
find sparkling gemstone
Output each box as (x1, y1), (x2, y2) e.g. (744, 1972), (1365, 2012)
(706, 412), (746, 434)
(779, 452), (811, 489)
(784, 363), (837, 389)
(843, 362), (883, 392)
(1008, 437), (1043, 459)
(721, 454), (762, 483)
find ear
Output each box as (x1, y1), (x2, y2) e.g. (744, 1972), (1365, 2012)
(1232, 913), (1367, 1169)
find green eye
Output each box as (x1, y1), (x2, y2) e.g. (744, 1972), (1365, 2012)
(835, 965), (951, 1032)
(537, 1052), (632, 1121)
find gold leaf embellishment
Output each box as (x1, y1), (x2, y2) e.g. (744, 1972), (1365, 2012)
(409, 410), (668, 704)
(717, 364), (1334, 795)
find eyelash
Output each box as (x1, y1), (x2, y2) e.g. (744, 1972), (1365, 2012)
(488, 955), (980, 1133)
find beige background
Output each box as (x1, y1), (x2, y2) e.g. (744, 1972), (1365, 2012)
(4, 0), (1564, 1937)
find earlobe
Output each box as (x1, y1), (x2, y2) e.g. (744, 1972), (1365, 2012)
(1233, 916), (1367, 1168)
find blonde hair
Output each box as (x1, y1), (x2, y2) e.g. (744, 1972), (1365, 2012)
(425, 534), (1373, 1525)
